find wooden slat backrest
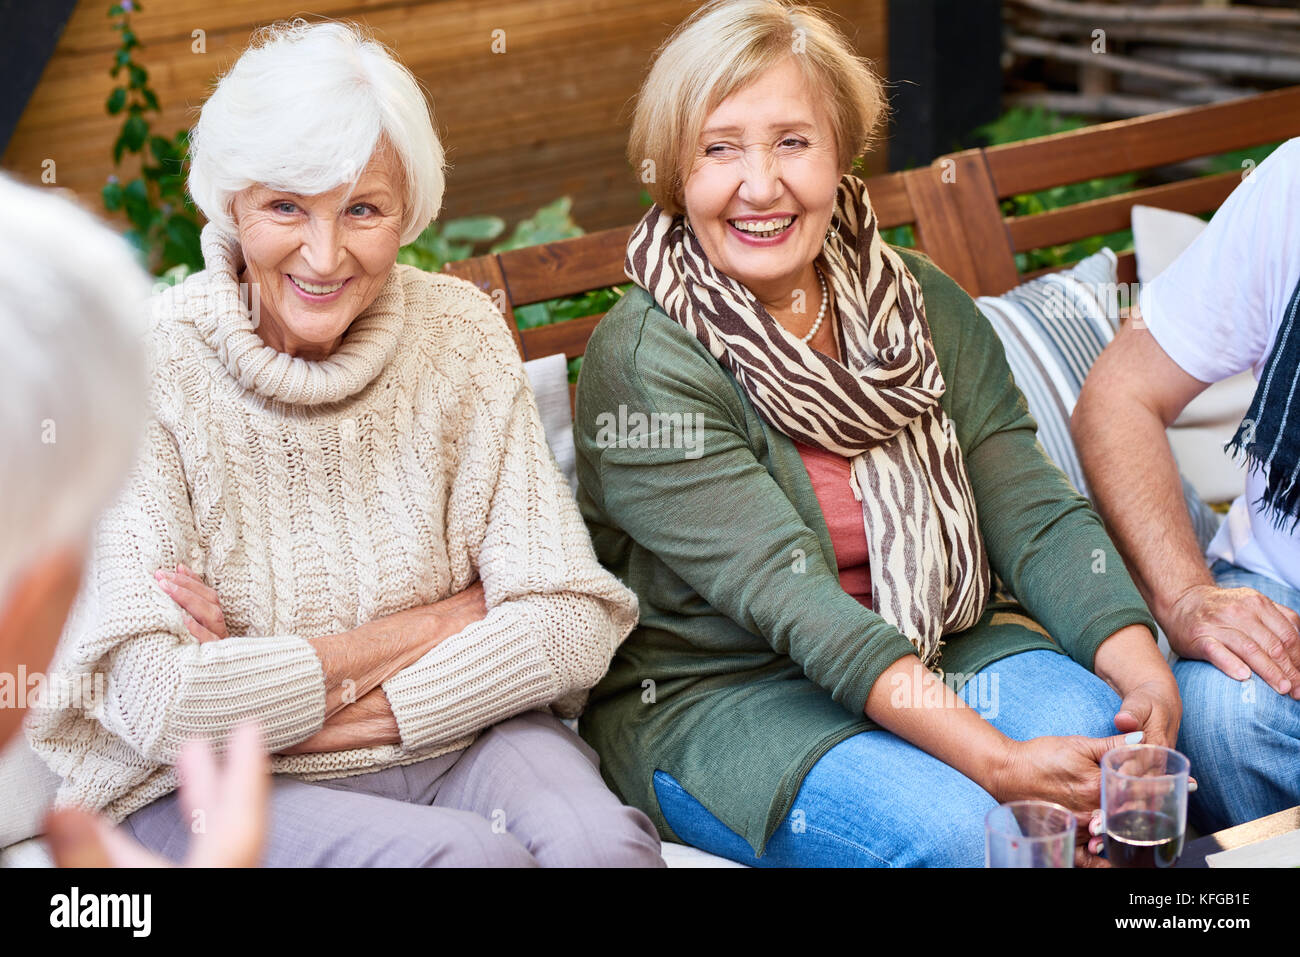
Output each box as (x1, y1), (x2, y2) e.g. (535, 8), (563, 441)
(497, 226), (634, 307)
(972, 86), (1300, 295)
(446, 85), (1300, 357)
(904, 150), (1022, 297)
(1003, 171), (1241, 253)
(982, 86), (1300, 198)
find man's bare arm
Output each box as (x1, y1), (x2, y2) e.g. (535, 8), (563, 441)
(1072, 318), (1213, 618)
(1073, 317), (1300, 696)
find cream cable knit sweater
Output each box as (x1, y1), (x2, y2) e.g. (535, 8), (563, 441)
(27, 224), (639, 823)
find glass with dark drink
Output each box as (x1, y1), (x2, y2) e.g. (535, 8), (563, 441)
(1101, 745), (1190, 869)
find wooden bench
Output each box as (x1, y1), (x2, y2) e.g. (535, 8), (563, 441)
(446, 85), (1300, 393)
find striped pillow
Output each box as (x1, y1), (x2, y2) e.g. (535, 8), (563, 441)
(975, 249), (1221, 552)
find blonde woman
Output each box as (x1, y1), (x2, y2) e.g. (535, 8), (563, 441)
(575, 0), (1181, 867)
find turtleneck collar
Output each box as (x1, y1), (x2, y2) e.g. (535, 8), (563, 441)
(186, 222), (404, 407)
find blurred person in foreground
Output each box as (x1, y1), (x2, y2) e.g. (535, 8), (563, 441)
(0, 172), (267, 867)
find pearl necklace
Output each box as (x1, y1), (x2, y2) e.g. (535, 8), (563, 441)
(801, 265), (828, 344)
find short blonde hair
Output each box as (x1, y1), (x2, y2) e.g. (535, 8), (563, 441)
(630, 0), (887, 215)
(189, 19), (445, 246)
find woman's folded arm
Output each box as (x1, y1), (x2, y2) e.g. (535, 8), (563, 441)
(381, 370), (640, 753)
(49, 419), (329, 765)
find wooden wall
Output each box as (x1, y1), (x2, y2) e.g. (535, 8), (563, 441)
(2, 0), (888, 234)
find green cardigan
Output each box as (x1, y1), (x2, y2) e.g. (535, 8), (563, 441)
(573, 248), (1156, 857)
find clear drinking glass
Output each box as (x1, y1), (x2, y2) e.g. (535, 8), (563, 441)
(1101, 744), (1190, 868)
(985, 800), (1077, 868)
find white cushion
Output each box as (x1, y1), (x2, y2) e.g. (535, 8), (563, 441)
(1132, 204), (1251, 504)
(0, 733), (58, 850)
(660, 841), (748, 867)
(0, 836), (53, 867)
(522, 352), (577, 492)
(1132, 204), (1212, 285)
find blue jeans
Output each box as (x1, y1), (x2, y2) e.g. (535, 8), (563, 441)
(653, 649), (1121, 867)
(1173, 559), (1300, 833)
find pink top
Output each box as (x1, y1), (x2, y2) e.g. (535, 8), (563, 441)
(793, 439), (873, 609)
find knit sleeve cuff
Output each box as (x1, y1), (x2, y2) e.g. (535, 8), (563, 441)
(842, 631), (924, 717)
(156, 634), (326, 760)
(381, 612), (562, 753)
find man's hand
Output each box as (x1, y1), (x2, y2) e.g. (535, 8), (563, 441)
(1167, 583), (1300, 698)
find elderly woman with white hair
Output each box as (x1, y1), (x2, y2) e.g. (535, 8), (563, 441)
(28, 20), (660, 868)
(575, 0), (1184, 867)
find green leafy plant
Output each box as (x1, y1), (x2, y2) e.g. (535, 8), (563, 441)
(100, 2), (204, 278)
(400, 196), (631, 330)
(973, 107), (1137, 272)
(488, 198), (628, 331)
(881, 224), (916, 249)
(396, 215), (507, 271)
(400, 196), (628, 379)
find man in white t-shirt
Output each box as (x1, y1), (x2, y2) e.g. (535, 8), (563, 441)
(1073, 138), (1300, 832)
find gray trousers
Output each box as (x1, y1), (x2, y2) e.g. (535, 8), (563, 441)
(122, 710), (665, 867)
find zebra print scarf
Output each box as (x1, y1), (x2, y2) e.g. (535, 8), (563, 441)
(625, 174), (990, 666)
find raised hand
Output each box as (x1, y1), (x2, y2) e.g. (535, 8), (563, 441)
(45, 721), (269, 867)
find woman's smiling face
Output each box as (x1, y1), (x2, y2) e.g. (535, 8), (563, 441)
(231, 148), (405, 360)
(682, 58), (842, 307)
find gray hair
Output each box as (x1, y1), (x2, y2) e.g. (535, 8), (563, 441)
(188, 19), (446, 245)
(0, 175), (148, 601)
